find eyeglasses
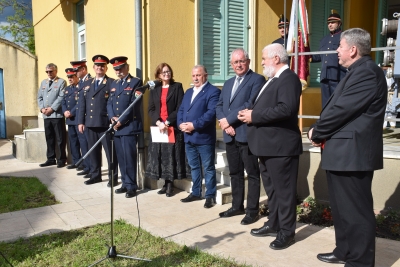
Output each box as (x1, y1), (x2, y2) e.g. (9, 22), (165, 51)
(161, 71), (171, 75)
(45, 70), (54, 73)
(231, 60), (248, 65)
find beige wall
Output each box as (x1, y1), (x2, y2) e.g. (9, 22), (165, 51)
(0, 38), (38, 138)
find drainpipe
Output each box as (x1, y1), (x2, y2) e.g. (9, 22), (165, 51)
(135, 0), (145, 190)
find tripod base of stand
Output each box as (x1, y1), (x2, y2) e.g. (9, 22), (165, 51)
(88, 245), (151, 266)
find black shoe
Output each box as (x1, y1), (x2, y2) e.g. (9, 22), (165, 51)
(126, 190), (136, 198)
(57, 161), (66, 168)
(76, 166), (84, 171)
(317, 253), (346, 264)
(166, 183), (173, 197)
(39, 160), (56, 167)
(180, 193), (202, 203)
(77, 170), (89, 176)
(115, 187), (127, 194)
(219, 207), (245, 218)
(250, 225), (277, 237)
(241, 214), (260, 225)
(157, 186), (167, 194)
(66, 164), (77, 169)
(269, 232), (295, 250)
(83, 173), (92, 179)
(204, 197), (216, 208)
(84, 178), (102, 185)
(107, 180), (118, 187)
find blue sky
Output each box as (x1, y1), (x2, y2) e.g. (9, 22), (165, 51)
(0, 0), (32, 42)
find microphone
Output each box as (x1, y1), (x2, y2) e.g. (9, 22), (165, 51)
(135, 80), (161, 91)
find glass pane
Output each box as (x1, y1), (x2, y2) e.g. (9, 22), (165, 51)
(77, 2), (85, 26)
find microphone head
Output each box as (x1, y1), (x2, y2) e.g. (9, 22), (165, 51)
(147, 80), (161, 89)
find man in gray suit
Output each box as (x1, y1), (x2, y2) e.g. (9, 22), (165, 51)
(37, 63), (67, 168)
(216, 48), (265, 225)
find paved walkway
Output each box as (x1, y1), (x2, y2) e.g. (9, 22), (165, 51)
(0, 139), (399, 267)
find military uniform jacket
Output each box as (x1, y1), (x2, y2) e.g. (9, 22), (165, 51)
(311, 30), (347, 81)
(107, 74), (143, 136)
(61, 84), (80, 125)
(78, 75), (114, 127)
(37, 77), (66, 119)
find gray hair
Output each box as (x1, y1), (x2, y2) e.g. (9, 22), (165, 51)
(46, 63), (58, 70)
(262, 43), (288, 64)
(340, 28), (371, 56)
(193, 64), (208, 74)
(230, 48), (249, 61)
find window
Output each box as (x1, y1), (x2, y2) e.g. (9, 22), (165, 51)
(309, 0), (343, 87)
(199, 0), (249, 84)
(76, 1), (86, 60)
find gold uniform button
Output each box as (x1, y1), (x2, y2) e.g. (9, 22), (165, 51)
(117, 96), (120, 98)
(116, 108), (119, 110)
(90, 116), (92, 118)
(90, 110), (93, 112)
(116, 102), (118, 104)
(92, 97), (94, 99)
(329, 41), (331, 43)
(325, 61), (327, 63)
(327, 48), (330, 50)
(91, 103), (93, 105)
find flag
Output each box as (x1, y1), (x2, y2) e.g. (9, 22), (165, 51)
(287, 0), (311, 89)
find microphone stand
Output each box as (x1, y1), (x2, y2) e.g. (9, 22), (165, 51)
(76, 81), (158, 266)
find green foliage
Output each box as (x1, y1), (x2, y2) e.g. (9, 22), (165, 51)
(0, 176), (58, 213)
(296, 196), (333, 227)
(0, 221), (250, 266)
(376, 207), (400, 241)
(0, 0), (35, 54)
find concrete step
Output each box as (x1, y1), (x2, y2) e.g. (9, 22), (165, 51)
(215, 148), (228, 167)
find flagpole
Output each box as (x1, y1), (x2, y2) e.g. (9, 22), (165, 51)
(284, 0), (287, 47)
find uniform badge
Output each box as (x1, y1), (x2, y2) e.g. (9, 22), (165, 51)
(124, 87), (132, 91)
(135, 91), (142, 98)
(102, 79), (107, 84)
(127, 78), (131, 82)
(105, 93), (109, 99)
(65, 90), (68, 94)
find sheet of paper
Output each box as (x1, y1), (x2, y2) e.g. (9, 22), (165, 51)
(150, 126), (175, 143)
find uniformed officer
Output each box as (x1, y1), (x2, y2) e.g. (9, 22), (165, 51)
(62, 68), (82, 170)
(272, 15), (289, 48)
(78, 55), (118, 186)
(107, 56), (143, 198)
(37, 63), (67, 168)
(70, 60), (92, 177)
(311, 11), (347, 107)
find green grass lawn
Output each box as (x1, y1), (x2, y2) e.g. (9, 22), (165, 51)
(0, 219), (249, 267)
(0, 177), (58, 213)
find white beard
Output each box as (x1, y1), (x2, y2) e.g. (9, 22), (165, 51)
(263, 65), (276, 78)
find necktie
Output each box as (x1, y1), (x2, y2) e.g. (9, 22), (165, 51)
(230, 76), (242, 101)
(95, 80), (100, 91)
(49, 80), (53, 87)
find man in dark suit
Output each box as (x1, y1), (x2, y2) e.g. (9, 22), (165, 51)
(70, 60), (92, 177)
(37, 63), (67, 168)
(61, 68), (82, 170)
(310, 11), (347, 107)
(177, 65), (221, 209)
(107, 56), (143, 198)
(309, 28), (387, 267)
(216, 48), (265, 225)
(78, 55), (118, 187)
(238, 43), (302, 250)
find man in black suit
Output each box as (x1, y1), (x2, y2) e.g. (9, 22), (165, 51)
(78, 55), (118, 187)
(309, 28), (387, 267)
(238, 43), (302, 250)
(216, 48), (265, 225)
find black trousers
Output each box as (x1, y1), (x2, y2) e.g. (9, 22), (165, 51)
(225, 140), (260, 215)
(85, 127), (118, 181)
(327, 170), (375, 267)
(259, 155), (299, 237)
(44, 118), (66, 162)
(321, 79), (339, 107)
